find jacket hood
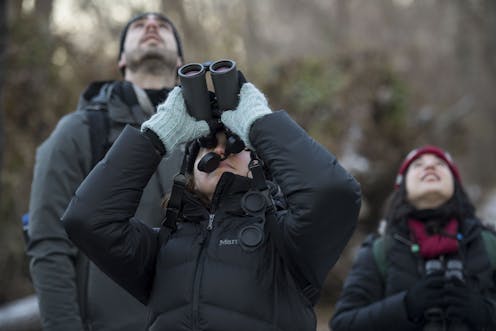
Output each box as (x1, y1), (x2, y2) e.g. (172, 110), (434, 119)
(76, 81), (115, 111)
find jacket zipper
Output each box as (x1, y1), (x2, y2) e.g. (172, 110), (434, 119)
(192, 213), (215, 330)
(207, 214), (215, 230)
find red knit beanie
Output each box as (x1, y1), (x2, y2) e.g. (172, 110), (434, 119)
(395, 145), (461, 189)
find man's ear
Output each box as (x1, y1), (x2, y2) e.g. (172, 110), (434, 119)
(118, 53), (127, 69)
(176, 57), (183, 70)
(175, 58), (184, 83)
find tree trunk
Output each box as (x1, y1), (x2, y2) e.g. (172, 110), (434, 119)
(34, 0), (53, 28)
(0, 0), (8, 174)
(159, 0), (209, 61)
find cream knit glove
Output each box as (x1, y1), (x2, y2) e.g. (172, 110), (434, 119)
(141, 87), (210, 153)
(220, 83), (271, 149)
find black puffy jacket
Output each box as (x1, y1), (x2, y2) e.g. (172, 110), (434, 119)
(331, 218), (496, 331)
(63, 111), (361, 331)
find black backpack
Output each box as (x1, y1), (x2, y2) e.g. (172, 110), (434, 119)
(21, 102), (111, 325)
(23, 87), (113, 327)
(22, 87), (112, 245)
(79, 80), (114, 167)
(25, 81), (149, 328)
(85, 102), (111, 168)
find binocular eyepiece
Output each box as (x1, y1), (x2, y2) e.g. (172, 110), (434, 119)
(178, 59), (245, 173)
(425, 258), (464, 281)
(178, 59), (240, 120)
(195, 134), (246, 173)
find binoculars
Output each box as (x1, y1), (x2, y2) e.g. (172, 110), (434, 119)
(178, 59), (245, 173)
(425, 259), (464, 281)
(178, 59), (240, 120)
(423, 259), (468, 331)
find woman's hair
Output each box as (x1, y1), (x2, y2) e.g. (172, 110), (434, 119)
(161, 140), (210, 209)
(161, 173), (211, 210)
(384, 179), (476, 231)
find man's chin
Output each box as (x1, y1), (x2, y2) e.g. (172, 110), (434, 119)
(126, 49), (178, 72)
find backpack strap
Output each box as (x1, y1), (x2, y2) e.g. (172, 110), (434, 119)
(157, 146), (191, 248)
(86, 103), (111, 167)
(372, 235), (388, 281)
(118, 81), (149, 124)
(75, 253), (90, 328)
(157, 172), (184, 247)
(77, 100), (110, 327)
(481, 229), (496, 270)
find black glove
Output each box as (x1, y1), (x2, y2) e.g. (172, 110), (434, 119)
(444, 277), (491, 330)
(404, 272), (445, 323)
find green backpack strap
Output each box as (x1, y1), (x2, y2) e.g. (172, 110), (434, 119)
(372, 236), (387, 280)
(481, 229), (496, 270)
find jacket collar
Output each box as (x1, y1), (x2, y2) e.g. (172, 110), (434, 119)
(77, 80), (160, 126)
(457, 217), (483, 242)
(392, 216), (483, 245)
(181, 173), (255, 224)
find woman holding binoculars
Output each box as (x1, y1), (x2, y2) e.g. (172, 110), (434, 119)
(62, 67), (361, 331)
(331, 146), (496, 331)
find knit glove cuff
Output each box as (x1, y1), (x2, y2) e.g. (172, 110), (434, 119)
(220, 83), (271, 150)
(141, 87), (210, 153)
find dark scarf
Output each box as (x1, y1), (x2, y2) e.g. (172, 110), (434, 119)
(407, 206), (460, 259)
(112, 81), (171, 108)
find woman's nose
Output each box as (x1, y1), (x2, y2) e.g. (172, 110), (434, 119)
(213, 144), (226, 157)
(423, 159), (437, 170)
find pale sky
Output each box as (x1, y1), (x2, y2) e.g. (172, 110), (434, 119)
(52, 0), (162, 33)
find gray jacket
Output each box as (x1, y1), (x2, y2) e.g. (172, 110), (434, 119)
(27, 81), (183, 331)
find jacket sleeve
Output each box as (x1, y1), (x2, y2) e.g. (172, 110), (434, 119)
(27, 113), (92, 331)
(62, 126), (161, 304)
(330, 239), (418, 331)
(250, 111), (361, 290)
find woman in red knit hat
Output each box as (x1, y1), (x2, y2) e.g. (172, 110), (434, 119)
(331, 145), (496, 331)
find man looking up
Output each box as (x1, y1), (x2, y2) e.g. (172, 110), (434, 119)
(27, 12), (185, 331)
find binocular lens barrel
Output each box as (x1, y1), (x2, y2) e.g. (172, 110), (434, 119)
(178, 59), (240, 120)
(210, 59), (236, 73)
(445, 259), (464, 281)
(425, 260), (443, 274)
(210, 60), (239, 111)
(178, 63), (212, 120)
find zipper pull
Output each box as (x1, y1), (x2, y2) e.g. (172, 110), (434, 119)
(393, 233), (420, 254)
(207, 214), (215, 230)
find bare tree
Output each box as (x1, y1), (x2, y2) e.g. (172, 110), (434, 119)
(34, 0), (53, 32)
(159, 0), (209, 61)
(0, 0), (7, 175)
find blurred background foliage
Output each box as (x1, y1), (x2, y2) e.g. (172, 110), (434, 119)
(1, 0), (496, 328)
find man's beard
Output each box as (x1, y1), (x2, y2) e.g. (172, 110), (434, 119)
(125, 47), (178, 75)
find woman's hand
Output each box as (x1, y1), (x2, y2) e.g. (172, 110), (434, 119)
(444, 277), (491, 329)
(220, 83), (272, 150)
(404, 272), (445, 323)
(141, 87), (210, 153)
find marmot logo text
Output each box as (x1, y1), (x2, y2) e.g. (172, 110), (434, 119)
(219, 239), (238, 246)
